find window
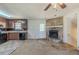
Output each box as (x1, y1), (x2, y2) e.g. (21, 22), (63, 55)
(40, 24), (45, 31)
(15, 22), (22, 30)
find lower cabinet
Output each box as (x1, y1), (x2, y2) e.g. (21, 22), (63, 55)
(7, 33), (19, 40)
(7, 33), (26, 40)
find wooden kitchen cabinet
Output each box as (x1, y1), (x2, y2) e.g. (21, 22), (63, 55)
(0, 17), (7, 28)
(7, 20), (15, 28)
(7, 33), (19, 40)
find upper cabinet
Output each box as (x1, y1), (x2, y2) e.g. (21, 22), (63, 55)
(7, 19), (27, 30)
(0, 17), (27, 30)
(7, 20), (15, 28)
(0, 17), (7, 28)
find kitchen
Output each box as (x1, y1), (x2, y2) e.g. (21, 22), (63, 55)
(0, 17), (28, 44)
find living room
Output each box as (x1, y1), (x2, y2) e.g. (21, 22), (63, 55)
(0, 3), (78, 55)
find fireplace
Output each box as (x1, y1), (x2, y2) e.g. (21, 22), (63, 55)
(46, 27), (63, 43)
(49, 30), (58, 39)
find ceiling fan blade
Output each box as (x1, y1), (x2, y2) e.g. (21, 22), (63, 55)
(44, 3), (51, 11)
(58, 3), (66, 9)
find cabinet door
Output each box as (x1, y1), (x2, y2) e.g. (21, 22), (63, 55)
(70, 19), (77, 48)
(7, 33), (19, 40)
(8, 20), (15, 28)
(0, 17), (7, 28)
(67, 15), (77, 48)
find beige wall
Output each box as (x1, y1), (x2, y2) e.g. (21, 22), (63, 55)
(28, 19), (46, 39)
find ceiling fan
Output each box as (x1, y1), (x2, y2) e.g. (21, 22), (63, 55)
(44, 3), (66, 11)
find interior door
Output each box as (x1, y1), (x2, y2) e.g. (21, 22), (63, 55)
(68, 15), (77, 48)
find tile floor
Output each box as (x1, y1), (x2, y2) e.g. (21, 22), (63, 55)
(0, 40), (25, 55)
(0, 40), (79, 55)
(10, 40), (79, 55)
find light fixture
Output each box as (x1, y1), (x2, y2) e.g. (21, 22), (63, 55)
(44, 3), (66, 11)
(51, 3), (58, 9)
(53, 3), (57, 8)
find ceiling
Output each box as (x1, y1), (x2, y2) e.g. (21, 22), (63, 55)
(0, 3), (79, 19)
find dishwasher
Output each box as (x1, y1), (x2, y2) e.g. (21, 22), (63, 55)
(19, 33), (25, 40)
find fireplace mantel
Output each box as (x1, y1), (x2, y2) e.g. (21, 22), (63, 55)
(46, 25), (63, 28)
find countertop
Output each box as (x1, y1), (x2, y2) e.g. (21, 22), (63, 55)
(1, 31), (27, 34)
